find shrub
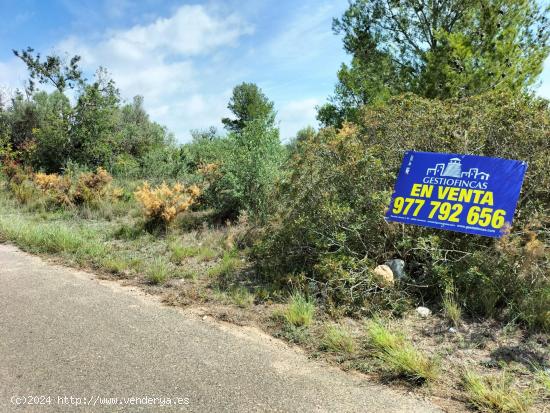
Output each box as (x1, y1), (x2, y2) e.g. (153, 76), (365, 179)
(1, 158), (26, 182)
(134, 181), (200, 227)
(33, 172), (72, 207)
(366, 320), (439, 383)
(72, 167), (113, 206)
(6, 167), (119, 210)
(198, 119), (284, 222)
(284, 292), (315, 327)
(255, 92), (550, 329)
(9, 178), (41, 205)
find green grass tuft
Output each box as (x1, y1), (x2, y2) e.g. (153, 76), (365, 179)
(320, 324), (357, 354)
(100, 257), (129, 274)
(207, 251), (241, 279)
(534, 369), (550, 398)
(146, 257), (170, 284)
(442, 294), (462, 327)
(0, 216), (89, 254)
(169, 242), (218, 263)
(229, 286), (255, 308)
(462, 370), (533, 413)
(284, 292), (315, 327)
(366, 320), (439, 383)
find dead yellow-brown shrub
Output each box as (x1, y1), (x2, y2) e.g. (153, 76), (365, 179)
(33, 172), (72, 206)
(134, 181), (201, 226)
(72, 167), (113, 205)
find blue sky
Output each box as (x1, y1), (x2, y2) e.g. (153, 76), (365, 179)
(1, 0), (549, 143)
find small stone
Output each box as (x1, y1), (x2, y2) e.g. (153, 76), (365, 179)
(385, 259), (406, 280)
(448, 327), (457, 334)
(373, 265), (394, 287)
(416, 306), (432, 317)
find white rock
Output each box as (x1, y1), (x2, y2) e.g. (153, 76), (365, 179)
(416, 306), (432, 317)
(385, 259), (406, 280)
(373, 265), (395, 287)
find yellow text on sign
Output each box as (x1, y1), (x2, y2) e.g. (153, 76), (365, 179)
(410, 184), (494, 206)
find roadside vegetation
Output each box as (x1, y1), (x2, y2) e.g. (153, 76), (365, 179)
(1, 1), (549, 411)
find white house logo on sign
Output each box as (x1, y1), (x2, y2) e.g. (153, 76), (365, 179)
(426, 158), (490, 180)
(408, 156), (493, 190)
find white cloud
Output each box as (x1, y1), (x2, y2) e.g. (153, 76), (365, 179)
(278, 98), (319, 142)
(536, 56), (550, 99)
(54, 4), (253, 141)
(266, 3), (337, 65)
(0, 58), (28, 94)
(0, 2), (341, 142)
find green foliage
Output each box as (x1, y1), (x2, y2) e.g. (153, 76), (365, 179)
(324, 0), (550, 125)
(284, 292), (315, 327)
(187, 84), (283, 222)
(207, 251), (242, 280)
(13, 47), (83, 94)
(286, 126), (316, 157)
(228, 286), (255, 308)
(71, 69), (121, 168)
(29, 91), (72, 172)
(257, 92), (550, 329)
(366, 321), (439, 383)
(6, 50), (176, 176)
(222, 82), (276, 132)
(202, 119), (284, 222)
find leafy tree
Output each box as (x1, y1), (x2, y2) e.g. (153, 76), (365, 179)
(0, 93), (11, 156)
(321, 0), (550, 126)
(6, 92), (40, 150)
(210, 119), (284, 222)
(71, 68), (121, 168)
(222, 82), (276, 132)
(119, 96), (169, 158)
(6, 47), (179, 176)
(184, 127), (225, 170)
(31, 91), (72, 172)
(13, 47), (84, 95)
(286, 126), (316, 157)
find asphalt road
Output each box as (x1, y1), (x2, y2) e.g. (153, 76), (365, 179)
(0, 244), (442, 412)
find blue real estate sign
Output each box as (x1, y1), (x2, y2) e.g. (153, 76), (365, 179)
(385, 151), (527, 237)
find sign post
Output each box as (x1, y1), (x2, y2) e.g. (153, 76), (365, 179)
(385, 151), (527, 237)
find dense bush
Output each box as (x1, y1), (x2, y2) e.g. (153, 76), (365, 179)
(134, 181), (201, 227)
(198, 119), (284, 222)
(2, 162), (119, 210)
(255, 92), (549, 330)
(1, 75), (175, 177)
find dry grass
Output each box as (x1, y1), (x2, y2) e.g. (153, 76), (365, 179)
(442, 294), (462, 327)
(462, 370), (533, 413)
(365, 320), (439, 384)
